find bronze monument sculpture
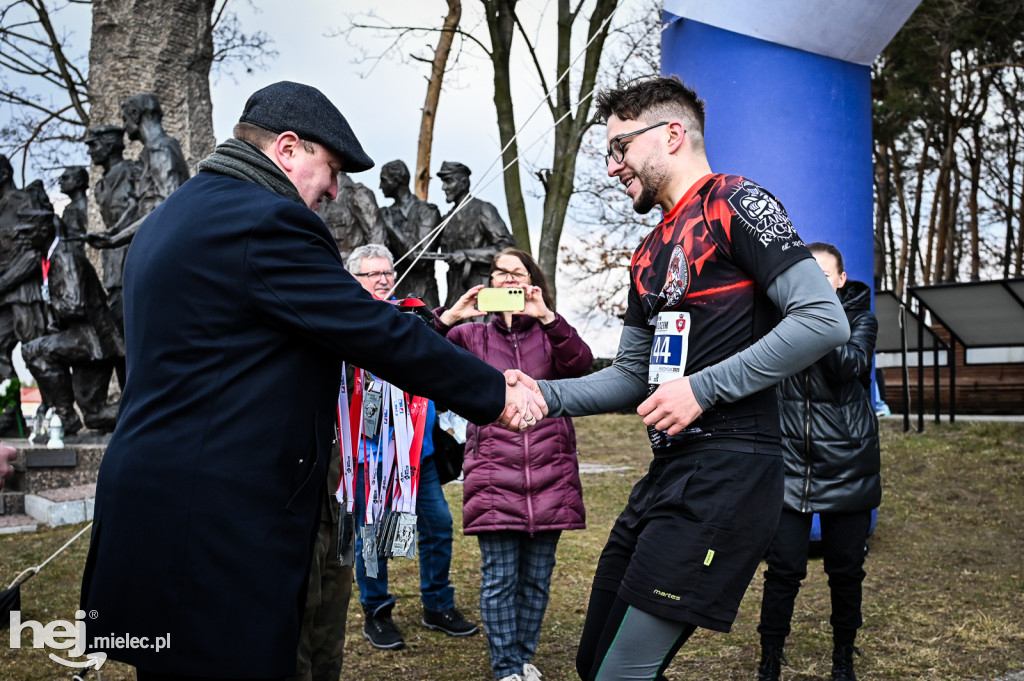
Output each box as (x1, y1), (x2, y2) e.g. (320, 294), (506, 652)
(58, 166), (90, 241)
(317, 172), (385, 262)
(380, 160), (442, 307)
(84, 124), (139, 335)
(0, 154), (56, 435)
(435, 161), (515, 307)
(21, 167), (124, 435)
(87, 93), (190, 251)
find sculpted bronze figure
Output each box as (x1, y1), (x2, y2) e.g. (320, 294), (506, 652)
(435, 161), (515, 307)
(317, 172), (386, 262)
(58, 167), (90, 241)
(0, 154), (56, 435)
(84, 124), (139, 334)
(380, 160), (441, 308)
(20, 168), (124, 435)
(87, 94), (190, 251)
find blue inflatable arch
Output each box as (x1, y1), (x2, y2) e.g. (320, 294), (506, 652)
(659, 0), (920, 289)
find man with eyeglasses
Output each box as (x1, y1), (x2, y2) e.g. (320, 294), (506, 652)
(350, 246), (397, 300)
(507, 76), (851, 681)
(436, 161), (516, 308)
(347, 243), (480, 651)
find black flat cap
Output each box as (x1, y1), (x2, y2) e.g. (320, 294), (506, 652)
(437, 161), (471, 178)
(83, 125), (125, 142)
(239, 81), (374, 173)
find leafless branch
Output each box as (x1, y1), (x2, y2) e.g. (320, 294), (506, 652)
(209, 0), (277, 83)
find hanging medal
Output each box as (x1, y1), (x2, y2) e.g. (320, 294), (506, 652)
(394, 394), (428, 559)
(360, 377), (388, 577)
(387, 389), (416, 558)
(336, 364), (357, 566)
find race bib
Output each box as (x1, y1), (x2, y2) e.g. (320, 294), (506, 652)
(648, 311), (690, 385)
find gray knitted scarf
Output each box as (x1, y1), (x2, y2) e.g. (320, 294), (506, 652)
(197, 138), (304, 206)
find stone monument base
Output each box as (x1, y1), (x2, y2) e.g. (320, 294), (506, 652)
(0, 433), (109, 531)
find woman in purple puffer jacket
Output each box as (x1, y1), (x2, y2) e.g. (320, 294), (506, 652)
(434, 247), (593, 681)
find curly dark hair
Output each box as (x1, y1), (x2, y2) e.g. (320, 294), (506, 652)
(595, 76), (706, 151)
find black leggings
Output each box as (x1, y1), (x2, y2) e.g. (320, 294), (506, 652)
(758, 509), (872, 648)
(576, 587), (697, 681)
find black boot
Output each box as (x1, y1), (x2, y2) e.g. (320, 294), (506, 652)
(831, 644), (860, 681)
(757, 645), (786, 681)
(362, 601), (404, 650)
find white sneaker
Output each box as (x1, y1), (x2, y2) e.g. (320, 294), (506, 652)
(523, 663), (543, 681)
(498, 675), (524, 681)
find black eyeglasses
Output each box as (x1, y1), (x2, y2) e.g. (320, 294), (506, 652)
(491, 268), (530, 282)
(605, 121), (670, 165)
(354, 270), (395, 280)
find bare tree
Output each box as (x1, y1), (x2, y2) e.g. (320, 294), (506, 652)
(347, 0), (624, 301)
(558, 0), (662, 318)
(872, 0), (1024, 294)
(0, 0), (90, 182)
(414, 0), (460, 201)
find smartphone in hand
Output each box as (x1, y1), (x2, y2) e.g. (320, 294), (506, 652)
(476, 287), (525, 312)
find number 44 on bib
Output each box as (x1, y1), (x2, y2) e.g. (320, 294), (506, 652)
(648, 312), (690, 385)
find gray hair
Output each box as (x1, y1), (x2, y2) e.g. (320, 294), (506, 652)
(346, 244), (394, 273)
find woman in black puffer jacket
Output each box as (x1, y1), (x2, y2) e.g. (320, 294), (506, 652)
(756, 243), (882, 681)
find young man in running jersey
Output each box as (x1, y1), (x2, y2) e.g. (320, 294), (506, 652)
(509, 76), (851, 680)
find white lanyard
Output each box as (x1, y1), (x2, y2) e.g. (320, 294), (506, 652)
(368, 381), (393, 524)
(335, 363), (356, 513)
(390, 388), (415, 514)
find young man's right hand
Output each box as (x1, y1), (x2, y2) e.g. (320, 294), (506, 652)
(497, 371), (548, 432)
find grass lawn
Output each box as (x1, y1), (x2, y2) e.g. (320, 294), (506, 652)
(2, 415), (1022, 680)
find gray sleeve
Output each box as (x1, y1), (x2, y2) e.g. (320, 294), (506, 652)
(688, 257), (852, 410)
(539, 325), (652, 417)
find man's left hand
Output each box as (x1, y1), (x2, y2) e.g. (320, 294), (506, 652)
(637, 376), (704, 435)
(496, 371), (548, 432)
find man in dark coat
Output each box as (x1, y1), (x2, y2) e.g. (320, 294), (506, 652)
(80, 81), (544, 681)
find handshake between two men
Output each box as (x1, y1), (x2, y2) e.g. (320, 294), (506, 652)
(496, 369), (547, 432)
(497, 369), (707, 436)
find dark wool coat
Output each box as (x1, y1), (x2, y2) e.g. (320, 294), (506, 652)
(777, 280), (882, 513)
(80, 171), (506, 677)
(437, 312), (593, 534)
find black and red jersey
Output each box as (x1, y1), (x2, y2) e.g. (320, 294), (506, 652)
(625, 174), (811, 456)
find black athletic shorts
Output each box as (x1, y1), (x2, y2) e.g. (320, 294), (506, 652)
(592, 445), (783, 632)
